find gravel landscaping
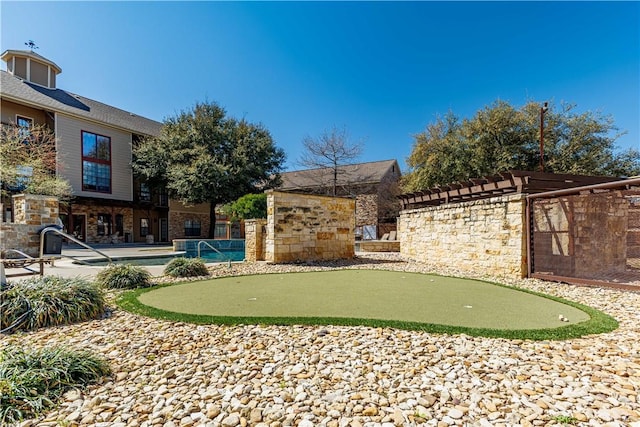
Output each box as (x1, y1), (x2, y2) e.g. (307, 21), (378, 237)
(3, 254), (639, 427)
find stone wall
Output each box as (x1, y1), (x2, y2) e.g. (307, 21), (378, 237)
(12, 194), (59, 225)
(626, 192), (640, 259)
(70, 204), (133, 244)
(245, 219), (267, 262)
(358, 240), (400, 252)
(265, 191), (355, 263)
(169, 211), (210, 241)
(1, 194), (59, 257)
(355, 194), (378, 228)
(399, 194), (527, 278)
(533, 192), (627, 277)
(168, 201), (211, 241)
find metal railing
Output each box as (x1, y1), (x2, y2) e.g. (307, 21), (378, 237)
(197, 240), (230, 261)
(39, 226), (112, 264)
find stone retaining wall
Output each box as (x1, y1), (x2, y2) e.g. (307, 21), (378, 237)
(398, 194), (526, 278)
(1, 194), (59, 257)
(265, 191), (355, 263)
(358, 240), (400, 252)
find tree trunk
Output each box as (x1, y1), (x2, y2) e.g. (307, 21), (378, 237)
(208, 201), (217, 239)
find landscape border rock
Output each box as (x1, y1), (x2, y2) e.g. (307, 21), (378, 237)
(4, 253), (639, 426)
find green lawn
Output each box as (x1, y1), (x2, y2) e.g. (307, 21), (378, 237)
(120, 270), (617, 340)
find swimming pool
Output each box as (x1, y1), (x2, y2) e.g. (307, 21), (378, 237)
(79, 243), (245, 266)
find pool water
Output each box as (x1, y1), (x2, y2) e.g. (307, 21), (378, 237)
(76, 240), (246, 266)
(195, 250), (245, 262)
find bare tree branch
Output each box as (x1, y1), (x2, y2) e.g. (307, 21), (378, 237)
(298, 126), (363, 196)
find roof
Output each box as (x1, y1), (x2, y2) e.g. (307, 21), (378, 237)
(1, 49), (62, 73)
(398, 170), (622, 209)
(279, 159), (401, 190)
(1, 70), (162, 136)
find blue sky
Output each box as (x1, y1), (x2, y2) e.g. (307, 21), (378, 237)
(2, 1), (638, 172)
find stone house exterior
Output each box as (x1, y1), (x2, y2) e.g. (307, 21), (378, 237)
(278, 159), (402, 239)
(0, 49), (213, 244)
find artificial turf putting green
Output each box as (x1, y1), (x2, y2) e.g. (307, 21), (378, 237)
(136, 270), (591, 330)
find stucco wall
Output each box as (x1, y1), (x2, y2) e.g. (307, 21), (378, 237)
(265, 191), (355, 263)
(398, 194), (527, 278)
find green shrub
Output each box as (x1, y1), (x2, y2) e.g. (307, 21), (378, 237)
(95, 263), (152, 289)
(1, 276), (105, 333)
(0, 345), (111, 424)
(164, 257), (209, 278)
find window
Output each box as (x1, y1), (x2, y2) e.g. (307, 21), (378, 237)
(184, 219), (201, 237)
(214, 223), (228, 239)
(82, 131), (111, 193)
(158, 188), (169, 207)
(139, 182), (151, 202)
(140, 218), (149, 237)
(16, 116), (33, 141)
(115, 214), (124, 235)
(97, 213), (111, 236)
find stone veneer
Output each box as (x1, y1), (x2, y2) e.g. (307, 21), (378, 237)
(355, 194), (378, 228)
(265, 191), (355, 263)
(169, 211), (210, 241)
(358, 240), (400, 252)
(69, 205), (134, 244)
(532, 191), (627, 277)
(1, 194), (59, 257)
(399, 194), (526, 278)
(244, 219), (267, 262)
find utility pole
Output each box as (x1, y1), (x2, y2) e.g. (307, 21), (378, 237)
(540, 102), (548, 172)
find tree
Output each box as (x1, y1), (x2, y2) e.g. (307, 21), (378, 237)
(0, 123), (71, 198)
(132, 101), (285, 238)
(298, 126), (363, 196)
(403, 100), (640, 191)
(222, 193), (267, 220)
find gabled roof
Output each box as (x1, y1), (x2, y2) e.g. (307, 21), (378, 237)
(279, 159), (401, 190)
(1, 70), (162, 136)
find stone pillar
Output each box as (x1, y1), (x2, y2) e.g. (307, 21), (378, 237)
(244, 219), (267, 262)
(0, 194), (60, 257)
(12, 194), (59, 225)
(266, 191), (355, 263)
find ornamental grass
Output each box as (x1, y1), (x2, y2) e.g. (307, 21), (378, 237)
(0, 276), (105, 333)
(95, 263), (152, 289)
(163, 257), (209, 278)
(0, 345), (110, 424)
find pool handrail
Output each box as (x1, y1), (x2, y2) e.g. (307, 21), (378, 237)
(197, 240), (231, 262)
(39, 226), (112, 264)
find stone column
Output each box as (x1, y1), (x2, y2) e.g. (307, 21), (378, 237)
(244, 219), (267, 262)
(1, 194), (60, 257)
(12, 194), (59, 225)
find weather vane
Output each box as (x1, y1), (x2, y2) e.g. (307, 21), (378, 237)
(25, 40), (39, 51)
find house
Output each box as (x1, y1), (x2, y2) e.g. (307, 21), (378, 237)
(278, 159), (402, 239)
(0, 48), (214, 244)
